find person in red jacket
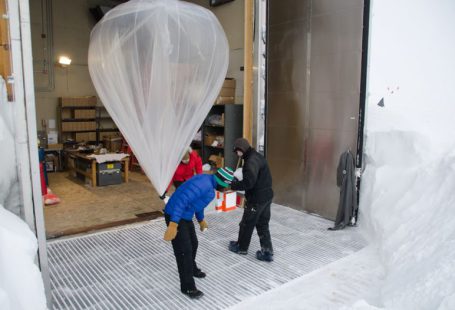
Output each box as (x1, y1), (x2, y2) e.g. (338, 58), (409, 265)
(170, 147), (203, 189)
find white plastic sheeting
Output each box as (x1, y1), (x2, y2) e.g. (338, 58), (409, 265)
(88, 0), (229, 195)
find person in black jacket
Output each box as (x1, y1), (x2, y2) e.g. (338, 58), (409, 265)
(228, 138), (274, 262)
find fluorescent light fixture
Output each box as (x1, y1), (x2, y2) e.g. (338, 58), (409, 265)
(58, 56), (72, 66)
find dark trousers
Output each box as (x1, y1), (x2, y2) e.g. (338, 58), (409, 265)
(238, 200), (273, 253)
(173, 180), (184, 189)
(165, 214), (199, 292)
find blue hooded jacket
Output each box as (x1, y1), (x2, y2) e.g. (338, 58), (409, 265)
(164, 174), (216, 223)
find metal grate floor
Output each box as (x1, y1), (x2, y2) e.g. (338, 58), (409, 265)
(48, 204), (366, 309)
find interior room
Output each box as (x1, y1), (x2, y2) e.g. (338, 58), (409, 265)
(31, 0), (245, 239)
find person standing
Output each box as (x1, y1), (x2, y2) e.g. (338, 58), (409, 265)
(170, 147), (203, 189)
(160, 147), (203, 202)
(228, 138), (274, 262)
(163, 167), (234, 299)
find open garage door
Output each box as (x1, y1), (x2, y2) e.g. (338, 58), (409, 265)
(266, 0), (366, 219)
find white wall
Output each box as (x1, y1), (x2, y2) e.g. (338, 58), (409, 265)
(181, 0), (244, 103)
(31, 0), (102, 130)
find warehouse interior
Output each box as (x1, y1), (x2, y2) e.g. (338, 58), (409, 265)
(30, 0), (246, 238)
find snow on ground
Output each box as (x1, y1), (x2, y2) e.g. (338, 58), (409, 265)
(0, 205), (47, 310)
(230, 246), (384, 310)
(358, 129), (455, 309)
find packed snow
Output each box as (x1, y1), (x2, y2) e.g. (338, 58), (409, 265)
(0, 205), (47, 310)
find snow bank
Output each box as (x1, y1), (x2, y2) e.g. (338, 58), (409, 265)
(360, 128), (455, 309)
(231, 246), (385, 310)
(0, 206), (47, 310)
(358, 0), (455, 308)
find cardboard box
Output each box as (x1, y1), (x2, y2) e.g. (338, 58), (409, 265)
(215, 96), (235, 104)
(208, 154), (224, 168)
(219, 87), (235, 97)
(75, 109), (96, 119)
(61, 122), (72, 132)
(75, 132), (96, 142)
(214, 78), (236, 104)
(103, 136), (123, 152)
(204, 133), (216, 146)
(61, 109), (72, 119)
(204, 134), (224, 147)
(216, 191), (237, 212)
(223, 78), (236, 88)
(60, 96), (97, 107)
(47, 143), (63, 150)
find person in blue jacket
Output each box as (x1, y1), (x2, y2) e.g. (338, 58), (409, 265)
(163, 167), (234, 299)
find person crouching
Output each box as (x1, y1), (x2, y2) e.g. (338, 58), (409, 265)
(163, 167), (234, 299)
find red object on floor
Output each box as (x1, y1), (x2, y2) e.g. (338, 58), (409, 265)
(121, 136), (141, 171)
(44, 191), (60, 205)
(39, 162), (48, 195)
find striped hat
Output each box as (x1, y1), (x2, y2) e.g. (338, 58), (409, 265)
(214, 167), (235, 188)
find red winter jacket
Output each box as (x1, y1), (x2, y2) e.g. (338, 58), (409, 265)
(170, 151), (202, 185)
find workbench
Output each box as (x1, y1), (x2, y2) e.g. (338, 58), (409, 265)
(67, 152), (129, 187)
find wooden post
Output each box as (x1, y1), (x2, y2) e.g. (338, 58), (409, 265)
(0, 0), (13, 98)
(243, 0), (253, 142)
(123, 157), (129, 183)
(91, 160), (97, 187)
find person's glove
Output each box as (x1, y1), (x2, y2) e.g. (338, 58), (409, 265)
(164, 222), (178, 241)
(199, 220), (208, 232)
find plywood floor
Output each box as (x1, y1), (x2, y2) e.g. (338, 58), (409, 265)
(44, 171), (165, 239)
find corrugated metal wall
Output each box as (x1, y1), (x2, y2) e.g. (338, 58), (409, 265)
(267, 0), (364, 219)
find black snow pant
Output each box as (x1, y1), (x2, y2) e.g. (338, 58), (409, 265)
(165, 214), (199, 292)
(237, 199), (273, 253)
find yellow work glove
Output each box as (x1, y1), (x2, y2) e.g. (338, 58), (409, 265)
(164, 222), (178, 241)
(199, 220), (208, 232)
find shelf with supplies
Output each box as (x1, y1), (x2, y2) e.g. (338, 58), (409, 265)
(201, 104), (243, 169)
(58, 97), (119, 144)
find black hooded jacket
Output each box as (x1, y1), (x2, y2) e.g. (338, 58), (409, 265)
(231, 148), (273, 204)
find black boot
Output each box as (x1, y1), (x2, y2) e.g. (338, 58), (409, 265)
(229, 241), (248, 255)
(193, 269), (206, 278)
(182, 289), (204, 299)
(256, 250), (274, 262)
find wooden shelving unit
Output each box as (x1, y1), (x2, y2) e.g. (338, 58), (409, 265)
(59, 97), (119, 144)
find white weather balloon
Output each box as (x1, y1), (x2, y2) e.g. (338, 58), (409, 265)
(88, 0), (229, 195)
